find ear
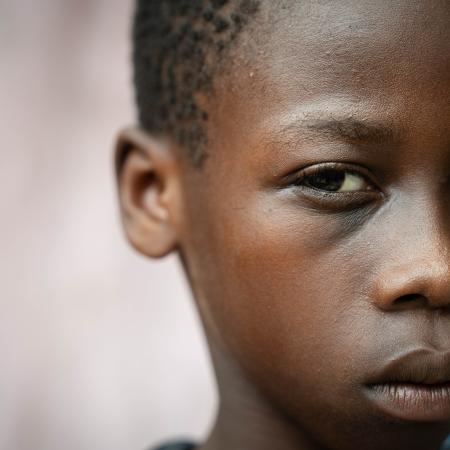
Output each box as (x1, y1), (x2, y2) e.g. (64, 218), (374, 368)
(115, 127), (182, 258)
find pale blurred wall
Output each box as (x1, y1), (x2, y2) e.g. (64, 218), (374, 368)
(0, 1), (216, 449)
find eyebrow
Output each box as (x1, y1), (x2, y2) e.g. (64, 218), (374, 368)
(275, 116), (400, 146)
(305, 117), (398, 143)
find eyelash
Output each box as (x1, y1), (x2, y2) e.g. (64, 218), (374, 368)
(287, 162), (382, 209)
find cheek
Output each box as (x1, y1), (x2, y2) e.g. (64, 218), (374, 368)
(195, 193), (375, 398)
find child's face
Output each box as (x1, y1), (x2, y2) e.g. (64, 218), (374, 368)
(120, 1), (450, 449)
(175, 1), (450, 448)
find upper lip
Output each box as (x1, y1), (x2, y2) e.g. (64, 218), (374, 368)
(368, 348), (450, 386)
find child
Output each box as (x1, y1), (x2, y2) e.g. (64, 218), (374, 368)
(115, 1), (450, 449)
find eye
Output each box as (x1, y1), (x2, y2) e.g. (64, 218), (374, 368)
(286, 162), (381, 211)
(301, 167), (372, 193)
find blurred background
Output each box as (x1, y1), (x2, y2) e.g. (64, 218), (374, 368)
(0, 1), (216, 449)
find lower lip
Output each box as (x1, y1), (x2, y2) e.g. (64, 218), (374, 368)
(365, 382), (450, 422)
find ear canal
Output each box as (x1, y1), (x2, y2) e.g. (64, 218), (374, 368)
(142, 174), (170, 223)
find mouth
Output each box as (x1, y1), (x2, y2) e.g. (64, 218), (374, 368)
(364, 348), (450, 422)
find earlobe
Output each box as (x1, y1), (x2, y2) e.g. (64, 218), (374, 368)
(115, 128), (181, 258)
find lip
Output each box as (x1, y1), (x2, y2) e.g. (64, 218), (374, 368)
(364, 348), (450, 422)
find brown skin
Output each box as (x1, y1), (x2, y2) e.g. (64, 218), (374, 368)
(116, 1), (450, 449)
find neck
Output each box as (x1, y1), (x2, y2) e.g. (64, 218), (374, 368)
(199, 337), (322, 450)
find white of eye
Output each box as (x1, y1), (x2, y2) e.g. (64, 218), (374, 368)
(338, 173), (367, 192)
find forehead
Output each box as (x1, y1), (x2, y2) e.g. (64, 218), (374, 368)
(202, 0), (450, 167)
(260, 0), (450, 86)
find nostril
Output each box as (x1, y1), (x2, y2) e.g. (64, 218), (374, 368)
(393, 293), (427, 308)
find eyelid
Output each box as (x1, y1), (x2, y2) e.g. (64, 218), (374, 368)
(289, 161), (380, 192)
(279, 161), (386, 212)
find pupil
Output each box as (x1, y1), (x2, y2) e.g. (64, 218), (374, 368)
(306, 169), (345, 191)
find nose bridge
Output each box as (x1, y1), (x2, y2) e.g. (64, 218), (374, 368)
(373, 196), (450, 310)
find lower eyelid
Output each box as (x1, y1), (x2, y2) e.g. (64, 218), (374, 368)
(292, 186), (380, 212)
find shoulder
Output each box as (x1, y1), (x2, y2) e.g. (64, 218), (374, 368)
(151, 441), (197, 450)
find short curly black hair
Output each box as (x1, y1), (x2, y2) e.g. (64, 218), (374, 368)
(133, 0), (260, 165)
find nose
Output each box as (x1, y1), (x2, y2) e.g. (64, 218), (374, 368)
(372, 204), (450, 312)
(373, 262), (450, 311)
